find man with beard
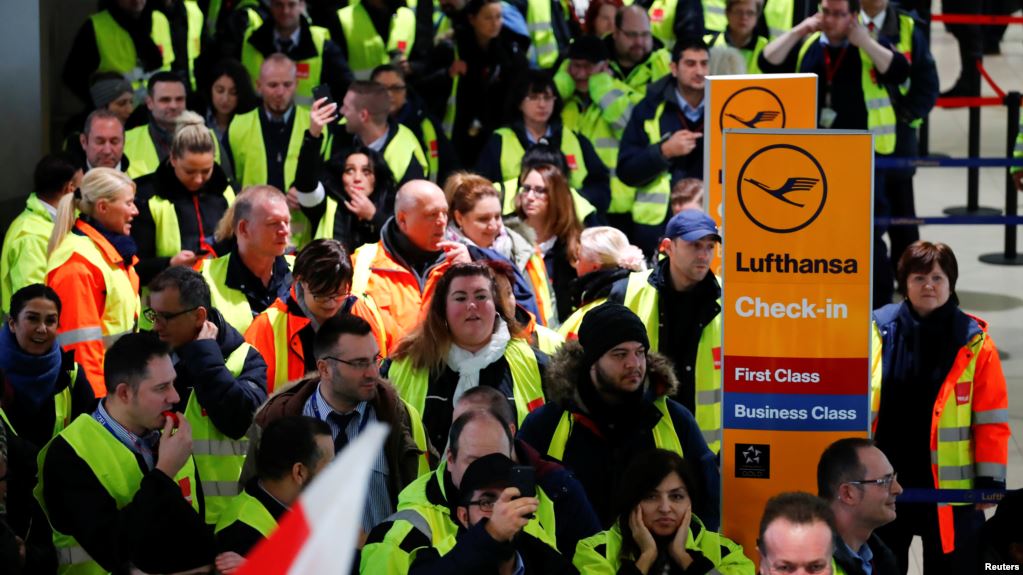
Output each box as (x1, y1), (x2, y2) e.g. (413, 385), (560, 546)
(517, 302), (720, 529)
(817, 438), (902, 575)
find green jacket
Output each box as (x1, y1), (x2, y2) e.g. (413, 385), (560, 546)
(1, 193), (53, 314)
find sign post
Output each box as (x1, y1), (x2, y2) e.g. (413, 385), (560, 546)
(720, 129), (874, 558)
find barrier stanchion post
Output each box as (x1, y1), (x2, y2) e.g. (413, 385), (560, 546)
(945, 105), (1001, 215)
(980, 91), (1023, 265)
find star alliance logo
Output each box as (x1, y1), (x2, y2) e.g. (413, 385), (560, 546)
(735, 443), (771, 479)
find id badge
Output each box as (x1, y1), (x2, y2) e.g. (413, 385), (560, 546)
(820, 107), (837, 128)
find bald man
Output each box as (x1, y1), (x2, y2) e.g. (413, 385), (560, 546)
(348, 180), (470, 340)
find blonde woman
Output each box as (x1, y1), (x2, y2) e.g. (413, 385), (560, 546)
(559, 227), (646, 339)
(132, 111), (235, 286)
(46, 167), (140, 396)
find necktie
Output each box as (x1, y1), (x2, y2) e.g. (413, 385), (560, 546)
(278, 38), (294, 54)
(867, 22), (876, 33)
(329, 411), (358, 453)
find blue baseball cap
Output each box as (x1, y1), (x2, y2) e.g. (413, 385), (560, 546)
(664, 209), (721, 242)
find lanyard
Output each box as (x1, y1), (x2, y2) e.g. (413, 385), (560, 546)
(823, 46), (849, 87)
(95, 407), (155, 468)
(310, 395), (370, 437)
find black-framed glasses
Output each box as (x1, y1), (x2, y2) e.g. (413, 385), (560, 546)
(143, 307), (198, 323)
(322, 354), (383, 371)
(846, 472), (898, 489)
(465, 497), (497, 512)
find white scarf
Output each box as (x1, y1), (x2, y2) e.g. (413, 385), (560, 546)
(446, 318), (511, 406)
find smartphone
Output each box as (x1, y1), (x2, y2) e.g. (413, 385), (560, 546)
(312, 83), (334, 107)
(510, 465), (536, 499)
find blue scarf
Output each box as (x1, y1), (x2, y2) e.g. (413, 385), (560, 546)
(0, 327), (63, 408)
(79, 215), (138, 262)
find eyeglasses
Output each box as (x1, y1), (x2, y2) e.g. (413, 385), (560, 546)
(322, 354), (383, 371)
(465, 496), (497, 512)
(310, 291), (349, 304)
(846, 472), (898, 489)
(143, 307), (198, 323)
(519, 184), (548, 197)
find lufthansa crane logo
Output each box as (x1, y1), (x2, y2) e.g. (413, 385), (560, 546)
(719, 87), (786, 130)
(737, 144), (828, 233)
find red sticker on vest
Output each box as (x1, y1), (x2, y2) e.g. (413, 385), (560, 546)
(296, 62), (310, 79)
(398, 40), (408, 52)
(712, 347), (722, 370)
(651, 8), (664, 22)
(157, 44), (165, 56)
(566, 154), (578, 170)
(179, 477), (193, 503)
(955, 381), (972, 405)
(430, 139), (439, 158)
(527, 397), (545, 412)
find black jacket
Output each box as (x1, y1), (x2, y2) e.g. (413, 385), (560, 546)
(409, 520), (578, 575)
(40, 418), (215, 574)
(221, 246), (294, 319)
(832, 533), (899, 575)
(215, 477), (288, 556)
(171, 308), (269, 440)
(476, 120), (611, 217)
(132, 160), (234, 285)
(326, 119), (428, 186)
(609, 261), (722, 414)
(381, 346), (550, 453)
(395, 92), (462, 185)
(544, 236), (578, 324)
(569, 266), (632, 310)
(0, 419), (57, 574)
(517, 343), (721, 530)
(0, 350), (96, 451)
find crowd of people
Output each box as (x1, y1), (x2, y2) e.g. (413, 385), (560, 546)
(0, 0), (1019, 572)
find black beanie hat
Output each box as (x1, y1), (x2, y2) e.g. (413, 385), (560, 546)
(578, 303), (650, 367)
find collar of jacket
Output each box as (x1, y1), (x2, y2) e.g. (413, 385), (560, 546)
(649, 259), (721, 303)
(249, 15), (320, 59)
(223, 246), (292, 293)
(544, 339), (680, 409)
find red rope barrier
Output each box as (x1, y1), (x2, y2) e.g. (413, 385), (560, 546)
(977, 61), (1006, 99)
(931, 13), (1023, 25)
(935, 96), (1005, 108)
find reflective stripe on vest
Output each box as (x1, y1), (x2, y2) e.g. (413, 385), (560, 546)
(546, 396), (683, 460)
(228, 106), (311, 189)
(242, 26), (329, 106)
(91, 10), (174, 95)
(388, 338), (545, 427)
(184, 0), (204, 90)
(764, 0), (795, 39)
(703, 0), (727, 34)
(495, 127), (588, 190)
(36, 416), (199, 575)
(796, 33), (896, 154)
(184, 344), (250, 524)
(337, 5), (417, 80)
(263, 303), (299, 392)
(623, 270), (723, 453)
(631, 102), (672, 226)
(526, 0), (559, 68)
(384, 124), (431, 182)
(47, 231), (140, 348)
(350, 242), (379, 297)
(214, 489), (278, 538)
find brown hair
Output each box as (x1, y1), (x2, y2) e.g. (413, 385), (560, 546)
(895, 241), (958, 297)
(444, 172), (501, 216)
(670, 178), (703, 210)
(348, 81), (391, 124)
(584, 0), (623, 35)
(757, 492), (836, 558)
(171, 111), (215, 159)
(392, 262), (524, 370)
(515, 164), (581, 264)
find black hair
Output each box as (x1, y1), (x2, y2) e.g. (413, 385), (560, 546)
(9, 284), (62, 321)
(817, 437), (874, 501)
(339, 146), (397, 201)
(147, 71), (188, 95)
(465, 0), (502, 16)
(34, 153), (80, 199)
(671, 36), (710, 63)
(520, 143), (569, 175)
(615, 449), (703, 559)
(370, 63), (406, 81)
(256, 416), (334, 481)
(448, 409), (513, 460)
(509, 69), (561, 121)
(294, 239), (354, 297)
(104, 332), (172, 394)
(148, 266), (212, 310)
(206, 58), (259, 116)
(313, 314), (374, 359)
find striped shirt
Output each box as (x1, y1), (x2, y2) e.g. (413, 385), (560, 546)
(304, 385), (392, 533)
(93, 401), (161, 471)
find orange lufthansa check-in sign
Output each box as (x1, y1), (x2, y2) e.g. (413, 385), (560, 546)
(704, 74), (817, 272)
(719, 130), (874, 560)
